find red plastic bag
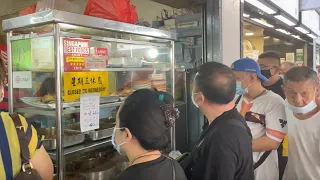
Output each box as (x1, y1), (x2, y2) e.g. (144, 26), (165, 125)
(84, 0), (138, 24)
(19, 4), (36, 16)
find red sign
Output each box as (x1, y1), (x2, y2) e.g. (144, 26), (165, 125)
(94, 48), (108, 65)
(63, 38), (90, 72)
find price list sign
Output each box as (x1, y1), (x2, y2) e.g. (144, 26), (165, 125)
(80, 94), (100, 132)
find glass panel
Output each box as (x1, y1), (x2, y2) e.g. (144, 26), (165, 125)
(10, 34), (57, 175)
(60, 33), (173, 178)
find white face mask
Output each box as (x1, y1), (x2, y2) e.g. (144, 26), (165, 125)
(191, 92), (200, 108)
(285, 99), (317, 114)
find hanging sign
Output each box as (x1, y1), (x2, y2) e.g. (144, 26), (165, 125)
(296, 49), (304, 62)
(63, 72), (109, 101)
(63, 38), (90, 72)
(80, 93), (100, 132)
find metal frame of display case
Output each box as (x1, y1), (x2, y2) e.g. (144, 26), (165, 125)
(3, 10), (177, 180)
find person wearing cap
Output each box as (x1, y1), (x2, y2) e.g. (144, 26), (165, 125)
(232, 58), (287, 180)
(112, 89), (187, 180)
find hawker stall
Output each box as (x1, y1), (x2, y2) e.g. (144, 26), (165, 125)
(3, 10), (176, 180)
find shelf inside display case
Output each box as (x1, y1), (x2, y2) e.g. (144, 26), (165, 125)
(48, 138), (112, 159)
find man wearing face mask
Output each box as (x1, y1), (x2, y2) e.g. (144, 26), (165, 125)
(232, 58), (287, 180)
(189, 62), (253, 180)
(282, 66), (320, 180)
(258, 51), (285, 99)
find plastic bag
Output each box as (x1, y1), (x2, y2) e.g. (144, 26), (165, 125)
(19, 4), (36, 16)
(84, 0), (138, 24)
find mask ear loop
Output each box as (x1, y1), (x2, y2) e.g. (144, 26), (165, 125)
(114, 127), (129, 146)
(241, 74), (251, 93)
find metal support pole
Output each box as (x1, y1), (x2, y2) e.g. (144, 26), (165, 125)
(54, 23), (64, 180)
(7, 32), (13, 113)
(171, 41), (176, 151)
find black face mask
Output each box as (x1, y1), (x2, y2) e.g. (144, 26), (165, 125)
(261, 70), (272, 79)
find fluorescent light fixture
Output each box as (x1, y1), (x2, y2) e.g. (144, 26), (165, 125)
(307, 33), (317, 39)
(245, 32), (254, 36)
(245, 0), (276, 14)
(276, 28), (291, 35)
(295, 26), (309, 34)
(291, 34), (302, 40)
(275, 15), (296, 26)
(148, 49), (159, 58)
(251, 18), (274, 28)
(243, 13), (250, 17)
(264, 36), (270, 39)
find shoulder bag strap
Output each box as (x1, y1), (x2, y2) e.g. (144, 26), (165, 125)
(0, 114), (14, 179)
(9, 113), (31, 165)
(235, 95), (242, 105)
(254, 150), (272, 170)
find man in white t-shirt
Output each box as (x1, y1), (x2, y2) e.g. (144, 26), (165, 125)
(232, 58), (287, 180)
(282, 66), (320, 180)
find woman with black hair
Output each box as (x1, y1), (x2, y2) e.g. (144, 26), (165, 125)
(112, 89), (187, 180)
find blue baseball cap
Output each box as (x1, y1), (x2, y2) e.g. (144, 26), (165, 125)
(232, 57), (269, 82)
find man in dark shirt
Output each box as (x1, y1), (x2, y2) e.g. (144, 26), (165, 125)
(258, 51), (287, 180)
(258, 51), (285, 99)
(190, 62), (253, 180)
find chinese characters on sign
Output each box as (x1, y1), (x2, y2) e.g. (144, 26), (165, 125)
(63, 72), (109, 101)
(80, 94), (100, 132)
(63, 38), (90, 72)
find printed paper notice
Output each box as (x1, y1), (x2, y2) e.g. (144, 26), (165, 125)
(13, 71), (32, 89)
(80, 94), (100, 132)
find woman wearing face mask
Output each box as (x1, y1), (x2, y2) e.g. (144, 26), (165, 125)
(112, 89), (187, 180)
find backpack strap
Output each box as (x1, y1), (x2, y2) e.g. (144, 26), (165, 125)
(0, 114), (13, 179)
(9, 113), (32, 169)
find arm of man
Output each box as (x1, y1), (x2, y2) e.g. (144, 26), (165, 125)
(252, 98), (287, 152)
(204, 131), (238, 180)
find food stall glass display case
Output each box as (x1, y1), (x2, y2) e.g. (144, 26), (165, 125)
(3, 10), (177, 180)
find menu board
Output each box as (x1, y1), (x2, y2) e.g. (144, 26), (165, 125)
(12, 39), (32, 70)
(80, 93), (100, 132)
(63, 72), (109, 101)
(63, 38), (90, 72)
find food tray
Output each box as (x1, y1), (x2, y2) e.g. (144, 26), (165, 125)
(38, 128), (85, 150)
(20, 96), (120, 109)
(89, 119), (115, 141)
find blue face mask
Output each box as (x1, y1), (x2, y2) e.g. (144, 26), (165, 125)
(111, 127), (127, 155)
(285, 99), (317, 114)
(236, 75), (250, 95)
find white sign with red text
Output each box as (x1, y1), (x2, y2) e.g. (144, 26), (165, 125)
(13, 71), (32, 89)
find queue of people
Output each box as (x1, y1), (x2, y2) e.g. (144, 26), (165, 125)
(1, 50), (320, 180)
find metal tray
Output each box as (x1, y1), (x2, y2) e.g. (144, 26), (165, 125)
(89, 120), (115, 141)
(38, 127), (85, 150)
(20, 96), (120, 109)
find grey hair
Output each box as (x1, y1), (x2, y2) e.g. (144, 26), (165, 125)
(284, 66), (319, 87)
(281, 62), (296, 69)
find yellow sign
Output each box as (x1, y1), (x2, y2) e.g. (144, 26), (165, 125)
(64, 72), (109, 101)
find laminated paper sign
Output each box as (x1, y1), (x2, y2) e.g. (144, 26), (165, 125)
(63, 72), (109, 101)
(63, 38), (90, 72)
(12, 39), (32, 71)
(80, 93), (100, 132)
(13, 71), (32, 89)
(84, 56), (107, 69)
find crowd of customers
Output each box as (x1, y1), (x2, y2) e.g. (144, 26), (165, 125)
(1, 50), (320, 180)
